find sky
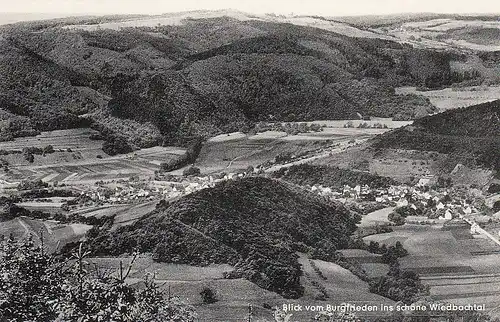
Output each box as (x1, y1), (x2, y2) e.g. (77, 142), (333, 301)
(1, 0), (499, 17)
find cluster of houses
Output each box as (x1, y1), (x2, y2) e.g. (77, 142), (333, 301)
(308, 182), (488, 223)
(75, 171), (257, 206)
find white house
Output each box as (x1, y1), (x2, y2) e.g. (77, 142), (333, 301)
(396, 198), (409, 207)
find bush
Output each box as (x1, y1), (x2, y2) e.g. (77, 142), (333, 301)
(183, 166), (200, 176)
(369, 263), (428, 304)
(102, 134), (133, 156)
(488, 183), (500, 194)
(388, 212), (405, 225)
(200, 287), (218, 304)
(42, 145), (54, 154)
(17, 179), (48, 191)
(0, 237), (197, 321)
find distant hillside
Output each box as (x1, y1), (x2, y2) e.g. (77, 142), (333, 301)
(372, 100), (500, 172)
(272, 164), (396, 188)
(83, 177), (361, 298)
(0, 14), (467, 150)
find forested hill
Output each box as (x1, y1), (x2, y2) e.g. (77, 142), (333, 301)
(83, 176), (361, 298)
(411, 99), (500, 137)
(0, 14), (461, 148)
(372, 100), (500, 171)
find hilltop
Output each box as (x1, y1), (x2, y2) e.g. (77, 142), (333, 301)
(272, 164), (396, 188)
(372, 99), (500, 172)
(82, 176), (361, 298)
(310, 100), (499, 184)
(1, 11), (478, 151)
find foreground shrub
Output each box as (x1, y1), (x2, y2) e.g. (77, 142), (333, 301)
(0, 236), (196, 321)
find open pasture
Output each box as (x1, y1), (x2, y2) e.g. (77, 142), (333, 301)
(364, 222), (500, 314)
(0, 129), (185, 184)
(339, 249), (389, 278)
(90, 255), (281, 321)
(6, 148), (183, 184)
(0, 216), (91, 252)
(89, 256), (233, 281)
(396, 86), (500, 111)
(0, 128), (102, 151)
(358, 207), (395, 228)
(195, 138), (327, 173)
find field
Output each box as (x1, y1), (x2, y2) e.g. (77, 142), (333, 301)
(339, 249), (389, 278)
(358, 207), (395, 228)
(111, 200), (158, 229)
(379, 18), (500, 52)
(65, 200), (158, 228)
(15, 197), (74, 213)
(88, 255), (283, 321)
(297, 254), (393, 320)
(0, 216), (91, 252)
(364, 223), (500, 314)
(84, 253), (395, 321)
(0, 129), (186, 184)
(396, 86), (500, 111)
(61, 10), (395, 41)
(195, 125), (389, 174)
(195, 138), (327, 174)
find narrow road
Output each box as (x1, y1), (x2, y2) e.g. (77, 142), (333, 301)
(461, 215), (500, 247)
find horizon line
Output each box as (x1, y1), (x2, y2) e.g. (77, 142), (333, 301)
(2, 9), (500, 18)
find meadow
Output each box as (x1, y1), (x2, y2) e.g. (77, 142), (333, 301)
(396, 86), (500, 111)
(84, 253), (394, 321)
(0, 216), (91, 252)
(0, 129), (185, 184)
(195, 125), (386, 174)
(364, 223), (500, 315)
(358, 207), (395, 228)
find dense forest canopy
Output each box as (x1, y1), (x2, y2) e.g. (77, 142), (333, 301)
(83, 177), (362, 298)
(373, 100), (500, 171)
(0, 15), (467, 149)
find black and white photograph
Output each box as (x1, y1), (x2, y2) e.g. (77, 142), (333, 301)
(0, 0), (499, 321)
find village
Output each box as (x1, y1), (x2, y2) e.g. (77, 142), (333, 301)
(61, 163), (500, 235)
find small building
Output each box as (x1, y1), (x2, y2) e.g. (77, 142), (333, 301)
(396, 198), (409, 207)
